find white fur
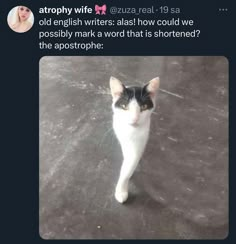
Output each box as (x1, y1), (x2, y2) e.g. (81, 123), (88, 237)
(110, 76), (159, 203)
(113, 106), (151, 203)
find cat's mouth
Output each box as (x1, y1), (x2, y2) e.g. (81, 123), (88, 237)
(129, 122), (139, 127)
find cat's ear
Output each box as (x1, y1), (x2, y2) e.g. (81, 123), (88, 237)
(110, 76), (124, 99)
(146, 77), (160, 98)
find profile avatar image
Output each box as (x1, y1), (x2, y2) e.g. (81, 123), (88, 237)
(7, 6), (34, 33)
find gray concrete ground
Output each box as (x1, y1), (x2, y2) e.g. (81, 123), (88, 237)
(39, 56), (228, 239)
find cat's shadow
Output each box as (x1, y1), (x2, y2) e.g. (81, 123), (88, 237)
(122, 193), (166, 216)
(123, 192), (138, 205)
(122, 179), (166, 211)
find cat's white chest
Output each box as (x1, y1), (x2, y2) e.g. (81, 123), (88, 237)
(114, 119), (149, 140)
(113, 116), (150, 156)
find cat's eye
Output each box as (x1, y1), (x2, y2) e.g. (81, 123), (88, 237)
(141, 104), (148, 111)
(121, 104), (128, 110)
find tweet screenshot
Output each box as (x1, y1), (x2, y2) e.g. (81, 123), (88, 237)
(1, 0), (233, 242)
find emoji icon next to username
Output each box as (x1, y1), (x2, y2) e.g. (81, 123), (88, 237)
(95, 4), (107, 15)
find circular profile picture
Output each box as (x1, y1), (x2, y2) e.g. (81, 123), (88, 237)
(7, 6), (34, 33)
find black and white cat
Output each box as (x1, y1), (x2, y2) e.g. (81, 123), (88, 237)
(110, 76), (160, 203)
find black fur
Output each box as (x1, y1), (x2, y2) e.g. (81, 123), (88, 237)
(115, 85), (153, 111)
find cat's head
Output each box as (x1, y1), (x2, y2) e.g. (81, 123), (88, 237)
(110, 76), (160, 126)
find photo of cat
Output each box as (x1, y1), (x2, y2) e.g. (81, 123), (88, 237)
(40, 56), (228, 239)
(110, 76), (160, 203)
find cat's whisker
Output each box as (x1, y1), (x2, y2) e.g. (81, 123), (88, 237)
(104, 120), (113, 124)
(98, 127), (114, 147)
(111, 131), (115, 147)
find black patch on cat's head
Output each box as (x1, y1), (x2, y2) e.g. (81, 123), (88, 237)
(115, 85), (154, 110)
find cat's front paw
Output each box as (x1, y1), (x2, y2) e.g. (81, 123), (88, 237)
(115, 190), (128, 203)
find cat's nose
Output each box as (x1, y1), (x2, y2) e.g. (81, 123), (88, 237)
(130, 117), (139, 125)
